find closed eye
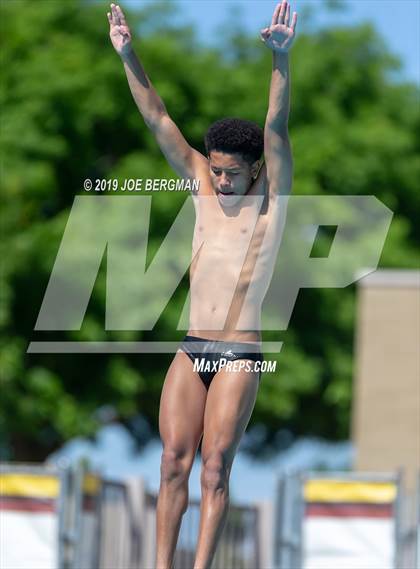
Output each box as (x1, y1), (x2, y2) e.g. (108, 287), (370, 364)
(211, 169), (240, 176)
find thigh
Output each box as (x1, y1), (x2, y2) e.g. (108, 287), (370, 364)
(159, 351), (208, 456)
(201, 363), (260, 465)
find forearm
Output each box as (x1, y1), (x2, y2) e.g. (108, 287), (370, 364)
(266, 51), (290, 127)
(120, 48), (167, 130)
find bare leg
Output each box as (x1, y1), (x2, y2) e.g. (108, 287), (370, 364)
(193, 364), (260, 569)
(156, 351), (207, 569)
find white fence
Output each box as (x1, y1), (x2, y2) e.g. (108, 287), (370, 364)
(2, 463), (419, 569)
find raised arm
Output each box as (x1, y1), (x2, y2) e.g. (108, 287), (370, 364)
(107, 3), (206, 179)
(261, 2), (297, 195)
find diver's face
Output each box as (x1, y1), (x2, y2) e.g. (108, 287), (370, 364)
(209, 151), (258, 208)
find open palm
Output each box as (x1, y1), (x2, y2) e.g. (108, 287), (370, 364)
(261, 1), (297, 53)
(107, 3), (132, 56)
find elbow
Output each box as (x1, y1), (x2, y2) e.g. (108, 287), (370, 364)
(143, 97), (168, 131)
(144, 109), (167, 132)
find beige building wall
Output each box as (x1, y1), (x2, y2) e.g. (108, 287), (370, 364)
(352, 270), (420, 493)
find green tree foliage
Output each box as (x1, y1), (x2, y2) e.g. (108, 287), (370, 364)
(1, 1), (419, 459)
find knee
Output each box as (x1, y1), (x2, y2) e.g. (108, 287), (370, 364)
(160, 447), (190, 484)
(201, 451), (229, 492)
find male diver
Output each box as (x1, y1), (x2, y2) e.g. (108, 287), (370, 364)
(108, 2), (297, 567)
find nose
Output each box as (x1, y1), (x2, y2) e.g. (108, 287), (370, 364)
(220, 172), (230, 186)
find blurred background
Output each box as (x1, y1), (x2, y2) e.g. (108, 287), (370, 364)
(1, 0), (419, 505)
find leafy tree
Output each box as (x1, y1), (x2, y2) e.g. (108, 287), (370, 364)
(1, 0), (418, 460)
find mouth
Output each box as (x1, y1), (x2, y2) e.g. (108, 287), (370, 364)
(218, 190), (235, 195)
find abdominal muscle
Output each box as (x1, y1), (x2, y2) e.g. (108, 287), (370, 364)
(188, 277), (263, 344)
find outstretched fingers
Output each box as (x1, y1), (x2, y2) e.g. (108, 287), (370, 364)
(284, 3), (290, 27)
(271, 1), (297, 31)
(271, 3), (282, 27)
(278, 1), (287, 25)
(115, 4), (127, 26)
(290, 11), (297, 32)
(110, 3), (121, 26)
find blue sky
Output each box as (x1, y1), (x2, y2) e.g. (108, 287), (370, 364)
(167, 0), (419, 84)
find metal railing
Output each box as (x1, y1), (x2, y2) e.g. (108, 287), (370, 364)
(6, 461), (418, 569)
(273, 470), (420, 569)
(94, 475), (263, 568)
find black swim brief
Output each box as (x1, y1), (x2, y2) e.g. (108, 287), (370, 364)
(179, 335), (263, 390)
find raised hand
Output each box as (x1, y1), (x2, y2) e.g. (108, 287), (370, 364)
(260, 1), (297, 53)
(107, 3), (132, 57)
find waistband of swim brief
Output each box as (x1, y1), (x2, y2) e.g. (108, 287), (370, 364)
(182, 335), (262, 354)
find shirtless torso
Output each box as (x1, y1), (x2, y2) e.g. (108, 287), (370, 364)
(189, 166), (285, 344)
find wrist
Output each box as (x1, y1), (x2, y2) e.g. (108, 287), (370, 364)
(120, 44), (134, 61)
(273, 49), (289, 57)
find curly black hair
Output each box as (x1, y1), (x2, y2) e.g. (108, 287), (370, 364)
(204, 118), (264, 164)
